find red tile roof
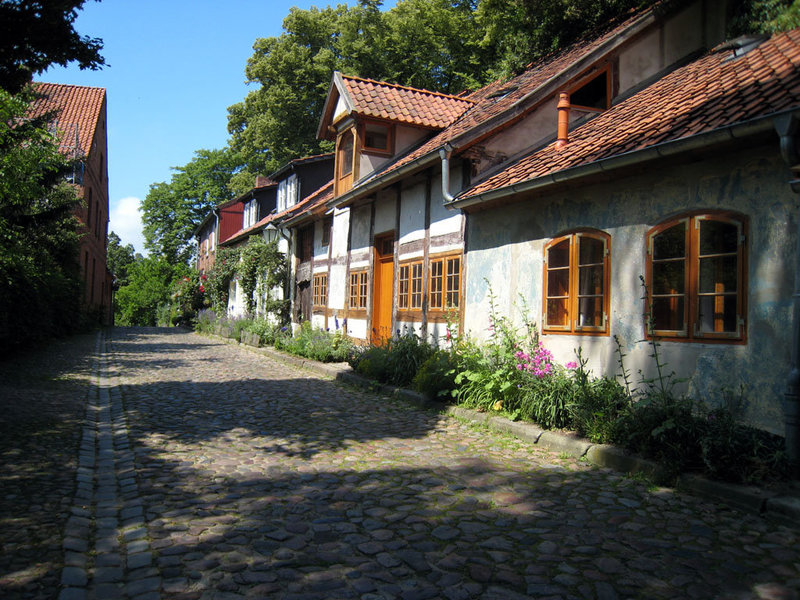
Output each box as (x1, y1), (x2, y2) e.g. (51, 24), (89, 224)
(461, 28), (800, 200)
(339, 74), (474, 129)
(28, 82), (106, 159)
(337, 4), (656, 197)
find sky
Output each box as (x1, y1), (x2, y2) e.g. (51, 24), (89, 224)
(43, 0), (393, 255)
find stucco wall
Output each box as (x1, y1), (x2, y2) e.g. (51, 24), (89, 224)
(464, 142), (797, 433)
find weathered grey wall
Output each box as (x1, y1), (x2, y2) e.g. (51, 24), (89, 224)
(464, 142), (797, 433)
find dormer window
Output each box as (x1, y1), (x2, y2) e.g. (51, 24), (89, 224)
(570, 68), (610, 112)
(243, 199), (258, 229)
(277, 174), (298, 212)
(361, 121), (393, 155)
(336, 128), (357, 196)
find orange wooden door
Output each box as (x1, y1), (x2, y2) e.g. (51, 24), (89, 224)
(371, 234), (394, 344)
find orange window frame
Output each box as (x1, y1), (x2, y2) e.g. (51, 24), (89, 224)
(398, 261), (423, 310)
(313, 273), (328, 308)
(348, 270), (368, 311)
(543, 231), (610, 335)
(646, 212), (747, 342)
(429, 254), (462, 312)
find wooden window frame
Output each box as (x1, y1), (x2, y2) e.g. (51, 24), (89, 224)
(360, 119), (394, 156)
(313, 273), (328, 308)
(428, 253), (462, 317)
(348, 270), (368, 313)
(335, 128), (357, 196)
(321, 216), (333, 247)
(646, 211), (747, 343)
(543, 230), (610, 335)
(567, 65), (611, 113)
(397, 260), (423, 312)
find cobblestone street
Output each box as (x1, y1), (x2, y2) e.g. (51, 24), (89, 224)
(1, 328), (799, 600)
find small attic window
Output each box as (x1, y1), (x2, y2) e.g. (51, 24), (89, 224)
(570, 69), (609, 112)
(362, 121), (393, 155)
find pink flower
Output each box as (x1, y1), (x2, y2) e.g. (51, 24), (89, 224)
(566, 361), (578, 370)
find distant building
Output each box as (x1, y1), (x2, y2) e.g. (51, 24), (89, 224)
(29, 82), (112, 324)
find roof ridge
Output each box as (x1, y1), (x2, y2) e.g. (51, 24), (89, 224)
(341, 73), (475, 104)
(33, 81), (107, 93)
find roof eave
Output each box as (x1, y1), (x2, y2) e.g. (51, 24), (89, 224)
(447, 108), (800, 210)
(317, 71), (354, 140)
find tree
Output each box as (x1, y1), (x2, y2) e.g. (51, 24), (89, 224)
(115, 257), (189, 326)
(0, 0), (105, 94)
(140, 147), (240, 265)
(106, 230), (137, 288)
(0, 88), (83, 350)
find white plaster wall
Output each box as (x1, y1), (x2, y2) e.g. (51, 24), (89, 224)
(331, 207), (350, 260)
(396, 321), (424, 339)
(311, 314), (326, 330)
(395, 125), (429, 152)
(227, 279), (246, 317)
(374, 189), (396, 236)
(329, 264), (347, 310)
(347, 317), (368, 340)
(399, 181), (426, 245)
(351, 205), (372, 253)
(430, 170), (462, 239)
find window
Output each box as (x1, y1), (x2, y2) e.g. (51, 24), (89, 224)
(544, 231), (609, 334)
(243, 199), (257, 229)
(297, 225), (313, 262)
(313, 273), (328, 307)
(321, 216), (333, 247)
(361, 121), (393, 155)
(277, 174), (298, 212)
(429, 255), (461, 311)
(646, 212), (746, 341)
(339, 135), (354, 178)
(398, 261), (423, 310)
(569, 68), (610, 112)
(348, 271), (368, 310)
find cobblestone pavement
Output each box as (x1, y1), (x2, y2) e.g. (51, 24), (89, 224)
(3, 328), (800, 600)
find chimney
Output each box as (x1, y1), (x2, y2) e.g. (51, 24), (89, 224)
(255, 175), (271, 188)
(556, 92), (570, 149)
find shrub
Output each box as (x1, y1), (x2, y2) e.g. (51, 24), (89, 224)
(353, 331), (434, 387)
(412, 350), (459, 401)
(195, 309), (217, 334)
(274, 321), (354, 362)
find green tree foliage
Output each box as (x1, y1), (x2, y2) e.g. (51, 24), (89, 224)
(106, 230), (138, 288)
(0, 88), (84, 351)
(140, 147), (239, 265)
(0, 0), (105, 94)
(115, 257), (189, 326)
(729, 0), (800, 36)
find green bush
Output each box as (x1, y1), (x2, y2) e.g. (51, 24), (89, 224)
(274, 321), (354, 362)
(195, 309), (217, 334)
(352, 331), (434, 387)
(412, 350), (459, 401)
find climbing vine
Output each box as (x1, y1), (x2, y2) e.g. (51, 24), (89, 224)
(206, 245), (240, 313)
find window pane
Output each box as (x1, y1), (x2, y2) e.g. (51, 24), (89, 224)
(365, 123), (389, 150)
(446, 258), (460, 308)
(547, 239), (570, 268)
(699, 255), (738, 293)
(577, 297), (603, 327)
(398, 265), (409, 309)
(411, 263), (423, 309)
(430, 260), (443, 309)
(698, 294), (738, 333)
(652, 296), (685, 331)
(578, 265), (604, 296)
(653, 222), (686, 260)
(579, 236), (604, 265)
(547, 268), (569, 297)
(699, 219), (738, 255)
(547, 298), (569, 327)
(652, 260), (685, 294)
(340, 137), (353, 177)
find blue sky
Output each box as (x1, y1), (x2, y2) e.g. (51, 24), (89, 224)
(44, 0), (393, 254)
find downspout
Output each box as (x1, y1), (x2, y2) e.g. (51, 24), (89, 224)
(439, 143), (455, 202)
(776, 113), (800, 477)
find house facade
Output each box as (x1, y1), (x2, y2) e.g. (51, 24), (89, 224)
(303, 0), (800, 446)
(30, 82), (113, 324)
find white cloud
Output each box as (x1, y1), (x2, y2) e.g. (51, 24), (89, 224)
(109, 196), (148, 255)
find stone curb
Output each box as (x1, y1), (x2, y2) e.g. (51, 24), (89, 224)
(198, 331), (800, 525)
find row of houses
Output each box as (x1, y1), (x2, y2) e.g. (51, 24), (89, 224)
(194, 0), (800, 457)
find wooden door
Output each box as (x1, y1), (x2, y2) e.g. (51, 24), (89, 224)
(371, 233), (394, 344)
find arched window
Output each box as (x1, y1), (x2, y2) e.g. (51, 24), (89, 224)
(543, 230), (610, 334)
(646, 212), (747, 341)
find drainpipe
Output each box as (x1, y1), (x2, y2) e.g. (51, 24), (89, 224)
(556, 92), (570, 150)
(438, 143), (455, 202)
(776, 113), (800, 477)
